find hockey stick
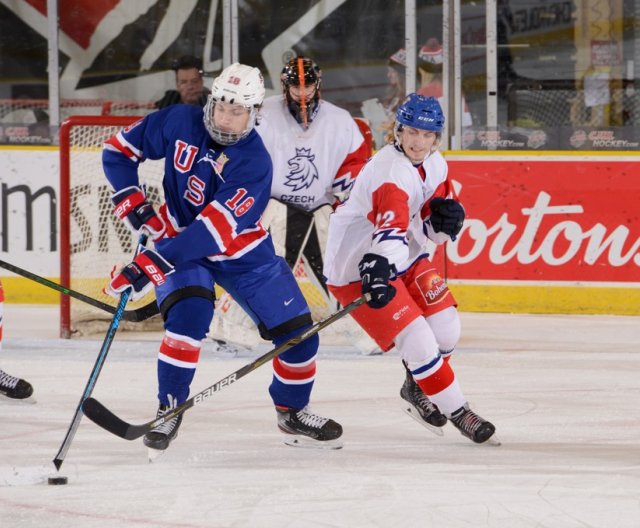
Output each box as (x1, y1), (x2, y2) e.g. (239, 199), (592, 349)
(53, 235), (147, 470)
(0, 259), (159, 322)
(82, 293), (370, 441)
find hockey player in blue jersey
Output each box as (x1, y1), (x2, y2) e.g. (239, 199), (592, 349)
(102, 63), (343, 452)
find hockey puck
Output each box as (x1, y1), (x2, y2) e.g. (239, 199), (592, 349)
(47, 476), (68, 485)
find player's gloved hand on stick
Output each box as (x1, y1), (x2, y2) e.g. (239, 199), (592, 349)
(112, 186), (166, 242)
(427, 197), (465, 238)
(358, 253), (397, 309)
(105, 248), (174, 301)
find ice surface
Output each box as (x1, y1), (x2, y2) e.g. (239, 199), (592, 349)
(0, 305), (639, 527)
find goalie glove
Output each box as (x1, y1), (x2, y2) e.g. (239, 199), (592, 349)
(105, 248), (174, 301)
(427, 197), (465, 239)
(358, 253), (397, 309)
(112, 186), (166, 242)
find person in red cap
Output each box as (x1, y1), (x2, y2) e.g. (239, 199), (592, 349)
(417, 38), (473, 127)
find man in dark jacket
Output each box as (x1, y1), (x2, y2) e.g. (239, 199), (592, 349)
(155, 55), (211, 109)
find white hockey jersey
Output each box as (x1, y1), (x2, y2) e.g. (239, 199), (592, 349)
(323, 144), (454, 286)
(257, 95), (368, 211)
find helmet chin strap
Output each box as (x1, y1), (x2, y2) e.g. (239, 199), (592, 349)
(296, 57), (309, 129)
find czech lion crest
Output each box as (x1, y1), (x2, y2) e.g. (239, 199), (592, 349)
(284, 148), (319, 191)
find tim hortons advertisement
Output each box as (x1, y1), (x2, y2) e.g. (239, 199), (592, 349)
(444, 157), (640, 283)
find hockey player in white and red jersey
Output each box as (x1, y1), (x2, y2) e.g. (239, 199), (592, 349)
(102, 63), (343, 453)
(257, 56), (370, 287)
(324, 94), (496, 444)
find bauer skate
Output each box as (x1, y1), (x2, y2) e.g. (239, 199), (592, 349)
(276, 405), (343, 449)
(450, 405), (498, 445)
(143, 398), (183, 459)
(400, 367), (447, 435)
(0, 369), (33, 401)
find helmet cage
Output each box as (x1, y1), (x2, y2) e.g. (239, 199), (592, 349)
(203, 96), (259, 146)
(203, 63), (265, 145)
(281, 57), (322, 127)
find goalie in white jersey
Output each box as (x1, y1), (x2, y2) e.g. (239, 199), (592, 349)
(324, 94), (497, 444)
(258, 56), (370, 287)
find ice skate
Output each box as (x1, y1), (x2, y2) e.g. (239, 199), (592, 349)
(400, 368), (447, 436)
(276, 405), (343, 449)
(450, 405), (498, 445)
(0, 369), (34, 402)
(143, 399), (183, 460)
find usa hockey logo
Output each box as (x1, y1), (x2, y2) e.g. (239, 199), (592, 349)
(284, 148), (319, 191)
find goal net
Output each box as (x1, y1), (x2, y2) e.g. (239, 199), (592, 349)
(59, 116), (165, 337)
(59, 115), (376, 350)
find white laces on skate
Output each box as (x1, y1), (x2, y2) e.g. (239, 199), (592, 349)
(152, 414), (180, 435)
(152, 395), (179, 435)
(0, 370), (19, 390)
(413, 389), (437, 412)
(296, 406), (329, 428)
(452, 408), (482, 435)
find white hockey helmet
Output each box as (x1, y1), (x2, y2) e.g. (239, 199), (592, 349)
(203, 63), (265, 145)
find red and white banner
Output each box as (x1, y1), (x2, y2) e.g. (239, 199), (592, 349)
(442, 157), (640, 283)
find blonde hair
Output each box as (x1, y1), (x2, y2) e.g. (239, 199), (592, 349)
(383, 118), (396, 145)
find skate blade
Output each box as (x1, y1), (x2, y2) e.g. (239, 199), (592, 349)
(281, 433), (343, 450)
(147, 447), (167, 462)
(457, 431), (501, 446)
(402, 404), (445, 437)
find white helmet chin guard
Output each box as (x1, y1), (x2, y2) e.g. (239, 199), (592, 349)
(203, 63), (265, 145)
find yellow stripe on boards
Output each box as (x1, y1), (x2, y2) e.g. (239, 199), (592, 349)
(450, 283), (640, 315)
(3, 276), (638, 316)
(2, 277), (59, 303)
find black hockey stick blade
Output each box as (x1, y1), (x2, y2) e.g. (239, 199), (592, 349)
(121, 301), (160, 322)
(0, 258), (159, 322)
(82, 397), (164, 440)
(82, 293), (370, 441)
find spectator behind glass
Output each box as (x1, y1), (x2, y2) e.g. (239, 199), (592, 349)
(360, 48), (408, 149)
(155, 55), (211, 109)
(384, 48), (408, 116)
(417, 38), (472, 127)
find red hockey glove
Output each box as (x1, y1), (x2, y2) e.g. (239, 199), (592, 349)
(358, 253), (397, 309)
(105, 248), (174, 301)
(112, 186), (166, 242)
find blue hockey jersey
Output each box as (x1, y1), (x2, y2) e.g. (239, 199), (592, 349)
(103, 105), (275, 270)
